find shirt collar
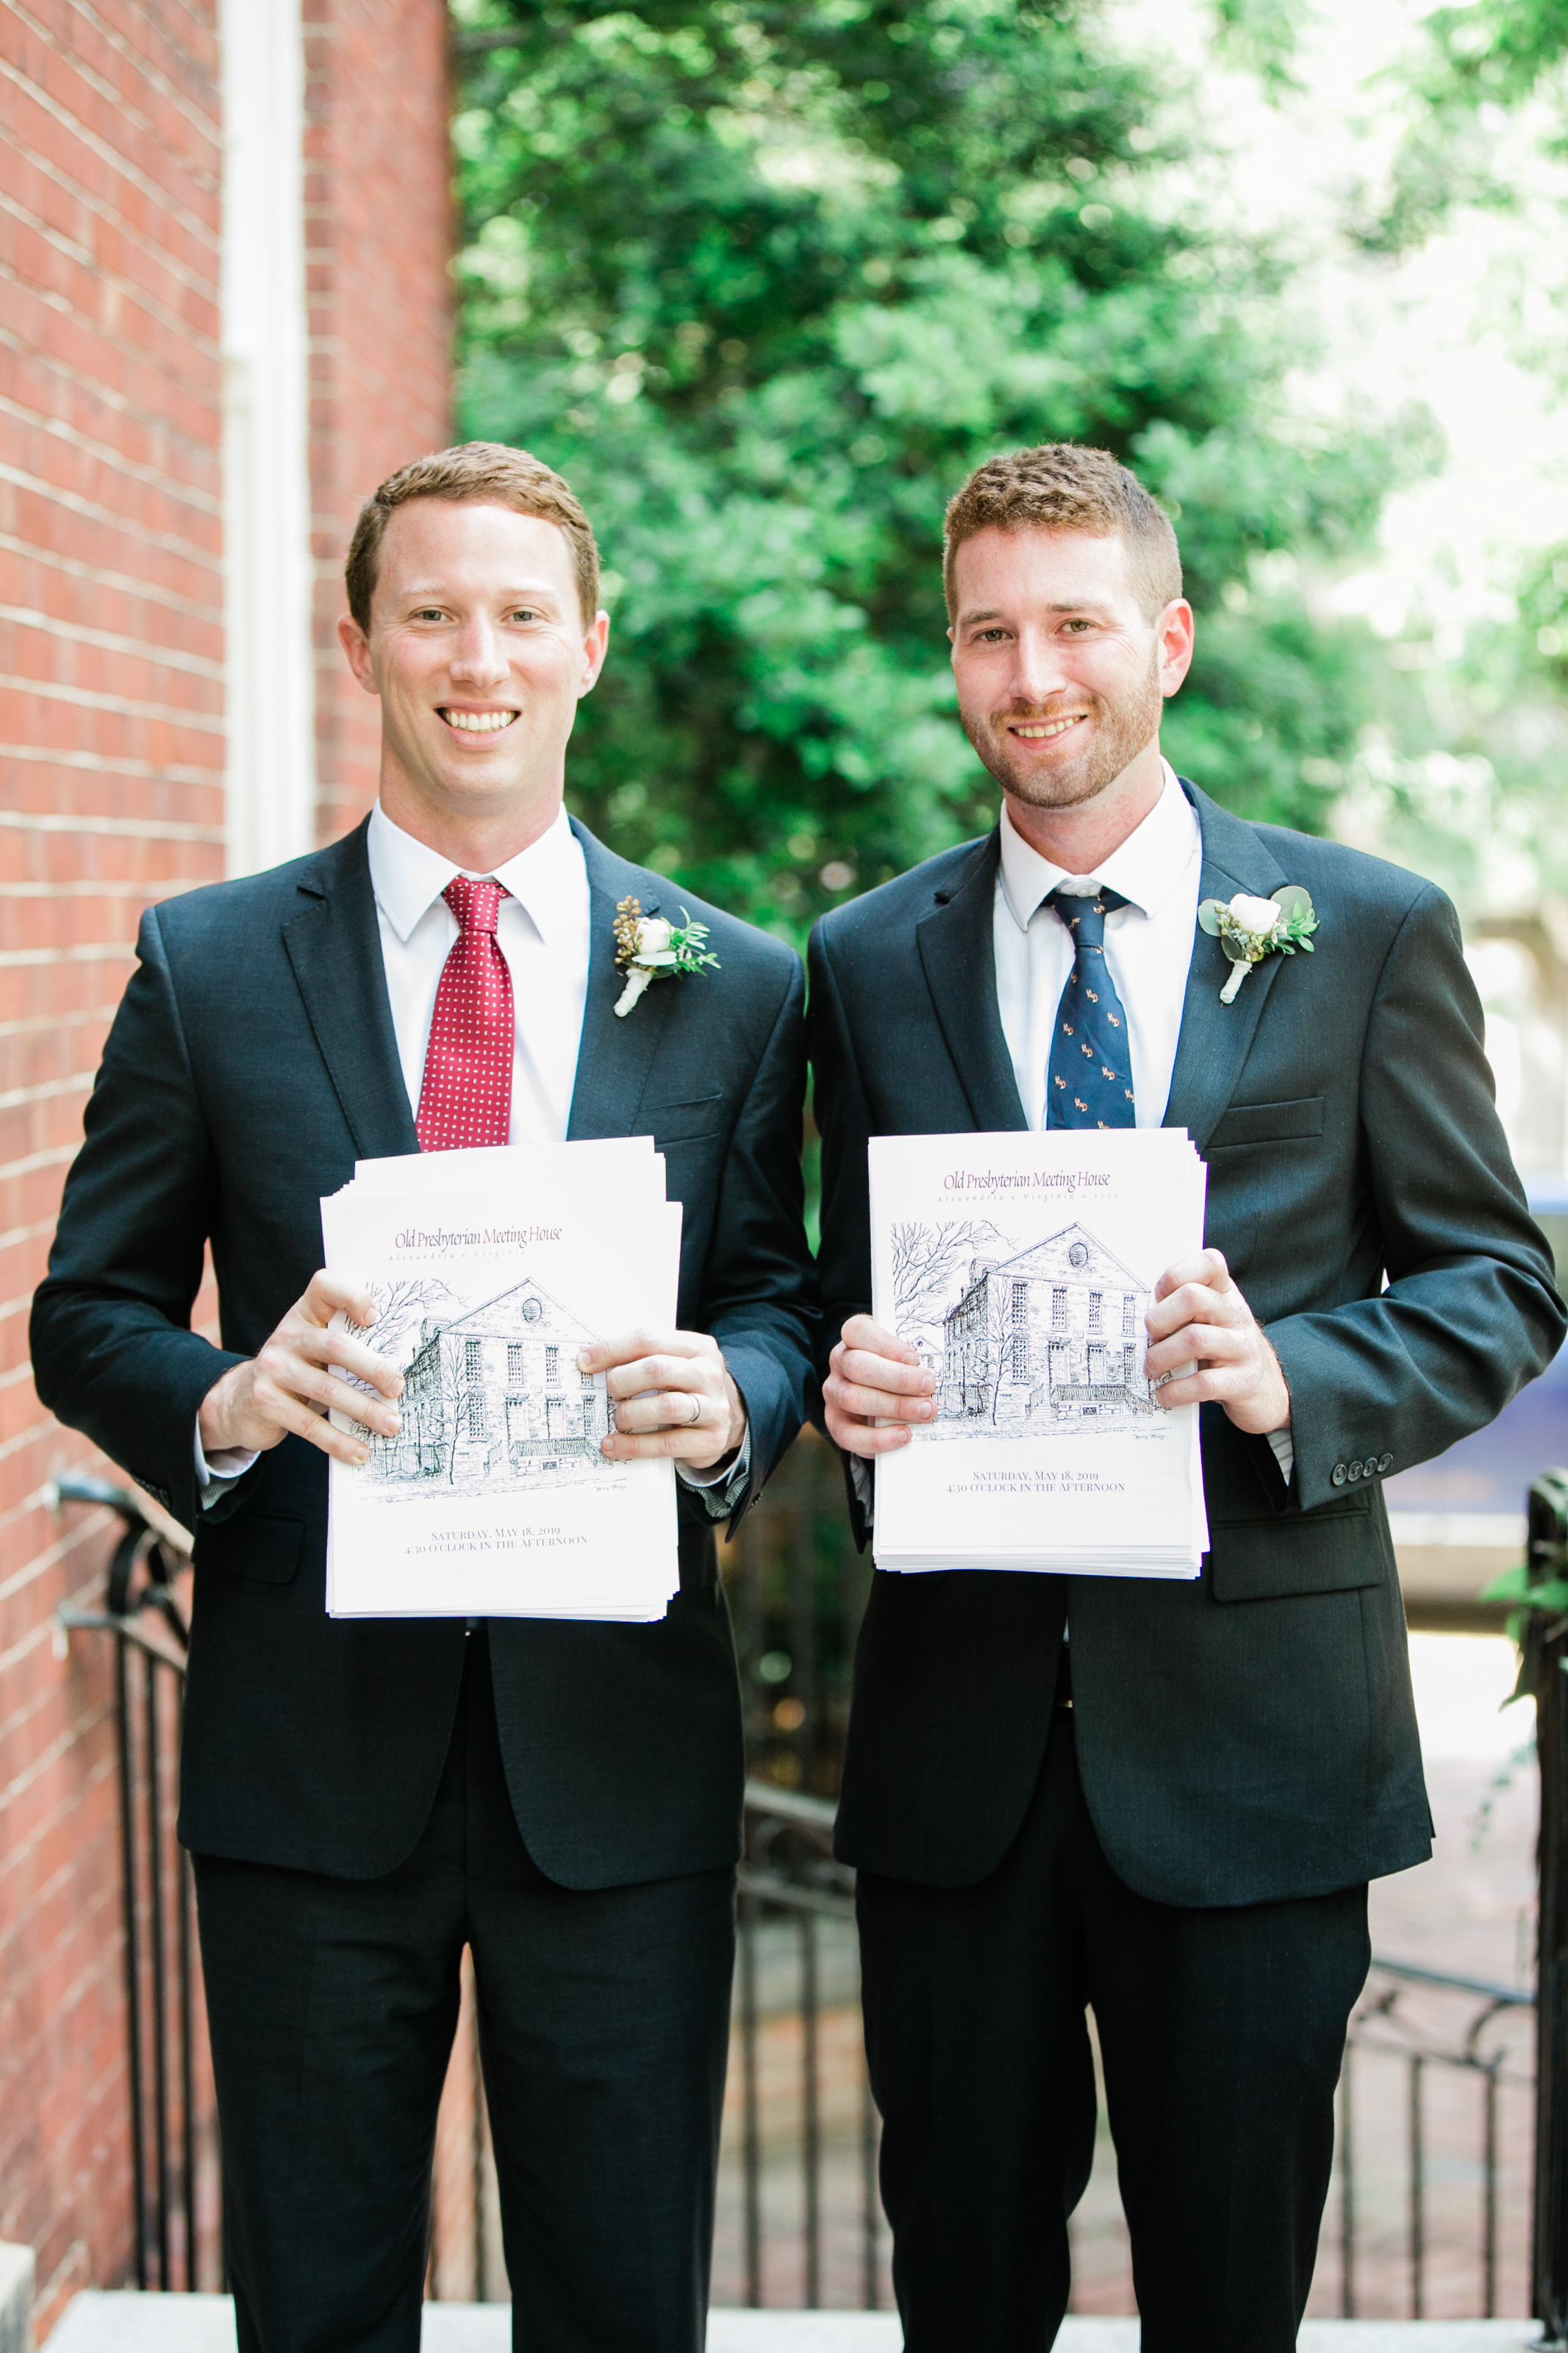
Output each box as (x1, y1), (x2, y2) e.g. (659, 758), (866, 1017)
(997, 761), (1200, 934)
(368, 801), (583, 945)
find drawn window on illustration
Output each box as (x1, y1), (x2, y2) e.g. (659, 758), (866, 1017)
(545, 1346), (560, 1387)
(468, 1395), (487, 1440)
(1088, 1291), (1103, 1333)
(1051, 1286), (1067, 1327)
(507, 1342), (525, 1384)
(1123, 1294), (1136, 1335)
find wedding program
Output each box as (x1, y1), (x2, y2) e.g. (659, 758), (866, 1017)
(320, 1139), (681, 1620)
(869, 1129), (1209, 1578)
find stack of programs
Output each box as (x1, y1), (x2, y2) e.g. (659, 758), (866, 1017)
(320, 1138), (681, 1621)
(868, 1129), (1209, 1579)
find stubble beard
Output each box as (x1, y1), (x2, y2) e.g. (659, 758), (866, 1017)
(962, 645), (1165, 814)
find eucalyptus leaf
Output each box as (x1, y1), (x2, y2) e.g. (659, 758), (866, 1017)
(1198, 899), (1226, 936)
(1271, 885), (1314, 921)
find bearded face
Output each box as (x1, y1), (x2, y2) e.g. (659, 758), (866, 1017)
(947, 526), (1187, 832)
(960, 632), (1166, 813)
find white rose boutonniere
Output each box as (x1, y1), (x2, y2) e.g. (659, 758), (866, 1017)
(1198, 885), (1318, 1004)
(612, 895), (721, 1018)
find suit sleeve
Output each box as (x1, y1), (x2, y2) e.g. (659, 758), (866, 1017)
(30, 905), (247, 1532)
(806, 922), (876, 1546)
(1267, 882), (1567, 1512)
(695, 954), (821, 1531)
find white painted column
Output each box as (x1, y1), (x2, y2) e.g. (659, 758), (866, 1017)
(220, 0), (316, 878)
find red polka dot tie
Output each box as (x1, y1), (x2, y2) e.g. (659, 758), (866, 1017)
(415, 875), (514, 1151)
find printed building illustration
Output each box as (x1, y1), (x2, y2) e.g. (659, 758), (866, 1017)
(938, 1223), (1155, 1428)
(373, 1279), (609, 1482)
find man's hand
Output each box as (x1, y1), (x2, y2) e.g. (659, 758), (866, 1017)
(1144, 1249), (1290, 1435)
(823, 1314), (937, 1458)
(198, 1271), (403, 1468)
(582, 1330), (747, 1471)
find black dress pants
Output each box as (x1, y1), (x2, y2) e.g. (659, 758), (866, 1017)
(856, 1670), (1370, 2352)
(193, 1629), (735, 2353)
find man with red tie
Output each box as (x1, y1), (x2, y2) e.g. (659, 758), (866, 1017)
(32, 444), (817, 2353)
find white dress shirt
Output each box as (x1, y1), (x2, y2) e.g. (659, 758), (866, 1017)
(198, 801), (746, 1504)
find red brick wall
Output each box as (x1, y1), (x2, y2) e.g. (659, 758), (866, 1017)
(0, 0), (451, 2330)
(0, 0), (226, 2327)
(304, 0), (453, 844)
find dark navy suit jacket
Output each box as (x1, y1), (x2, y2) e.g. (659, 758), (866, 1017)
(809, 784), (1564, 1907)
(33, 816), (818, 1889)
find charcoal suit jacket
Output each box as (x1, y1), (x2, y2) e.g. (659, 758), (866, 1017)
(809, 782), (1564, 1909)
(32, 816), (817, 1889)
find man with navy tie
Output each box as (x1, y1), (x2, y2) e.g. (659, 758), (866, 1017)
(33, 443), (817, 2353)
(809, 443), (1561, 2349)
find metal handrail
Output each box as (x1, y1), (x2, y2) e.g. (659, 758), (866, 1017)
(50, 1477), (203, 2293)
(1370, 1955), (1535, 2008)
(744, 1779), (837, 1832)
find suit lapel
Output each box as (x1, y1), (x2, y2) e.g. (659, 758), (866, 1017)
(915, 832), (1028, 1133)
(282, 818), (418, 1161)
(1163, 782), (1289, 1152)
(566, 819), (679, 1140)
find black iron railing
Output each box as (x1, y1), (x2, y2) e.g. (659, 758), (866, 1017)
(50, 1477), (207, 2293)
(731, 1782), (882, 2311)
(1336, 1956), (1535, 2319)
(1528, 1468), (1568, 2344)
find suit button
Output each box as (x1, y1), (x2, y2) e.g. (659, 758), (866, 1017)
(1363, 1457), (1380, 1479)
(1378, 1452), (1393, 1474)
(1347, 1460), (1362, 1482)
(1332, 1462), (1347, 1486)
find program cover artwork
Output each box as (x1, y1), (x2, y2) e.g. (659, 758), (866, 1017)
(347, 1268), (617, 1501)
(322, 1160), (680, 1619)
(869, 1132), (1208, 1577)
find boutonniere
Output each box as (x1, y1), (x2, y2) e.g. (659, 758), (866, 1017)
(1198, 886), (1318, 1004)
(612, 896), (721, 1018)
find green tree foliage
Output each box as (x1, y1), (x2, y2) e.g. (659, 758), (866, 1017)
(1417, 0), (1568, 110)
(454, 0), (1418, 938)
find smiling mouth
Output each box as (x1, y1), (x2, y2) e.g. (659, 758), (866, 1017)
(1008, 713), (1089, 741)
(439, 708), (520, 735)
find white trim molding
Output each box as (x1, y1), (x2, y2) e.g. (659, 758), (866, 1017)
(220, 0), (315, 877)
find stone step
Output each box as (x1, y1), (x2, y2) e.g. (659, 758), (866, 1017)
(37, 2298), (1551, 2352)
(0, 2245), (35, 2353)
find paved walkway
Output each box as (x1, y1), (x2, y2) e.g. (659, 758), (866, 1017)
(40, 2297), (1550, 2349)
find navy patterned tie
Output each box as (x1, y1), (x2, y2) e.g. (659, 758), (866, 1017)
(1045, 885), (1136, 1129)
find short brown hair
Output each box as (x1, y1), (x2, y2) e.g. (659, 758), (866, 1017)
(345, 441), (601, 630)
(943, 444), (1181, 622)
